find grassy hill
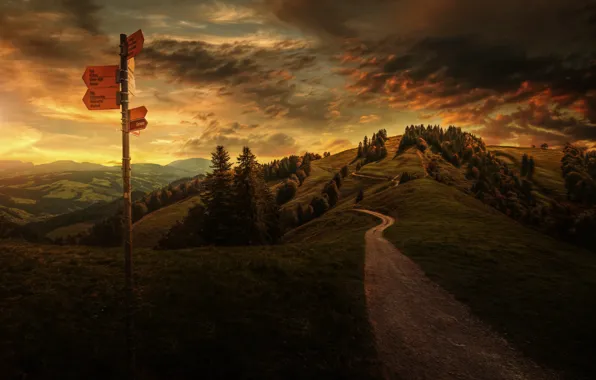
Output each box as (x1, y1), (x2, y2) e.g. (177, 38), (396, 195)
(487, 146), (565, 198)
(0, 211), (381, 379)
(0, 165), (199, 224)
(1, 136), (594, 379)
(133, 195), (203, 248)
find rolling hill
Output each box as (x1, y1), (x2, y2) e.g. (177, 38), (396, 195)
(0, 158), (212, 225)
(1, 135), (595, 379)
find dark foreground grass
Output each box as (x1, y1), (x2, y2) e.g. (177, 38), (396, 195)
(361, 178), (596, 380)
(0, 212), (380, 380)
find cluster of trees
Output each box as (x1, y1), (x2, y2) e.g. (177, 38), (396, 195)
(399, 125), (485, 167)
(467, 151), (536, 220)
(461, 143), (596, 252)
(357, 129), (389, 164)
(561, 143), (596, 204)
(131, 176), (204, 223)
(263, 152), (321, 181)
(280, 165), (349, 231)
(159, 146), (280, 248)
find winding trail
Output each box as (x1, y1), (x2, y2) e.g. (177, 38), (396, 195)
(355, 209), (558, 380)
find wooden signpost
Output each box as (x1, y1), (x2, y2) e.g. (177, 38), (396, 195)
(82, 29), (146, 380)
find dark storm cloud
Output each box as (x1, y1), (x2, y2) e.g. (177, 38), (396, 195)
(0, 0), (108, 64)
(178, 121), (299, 158)
(61, 0), (103, 35)
(264, 0), (596, 143)
(139, 37), (335, 124)
(139, 39), (260, 84)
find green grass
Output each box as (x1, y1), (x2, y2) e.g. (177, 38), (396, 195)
(360, 178), (596, 380)
(11, 198), (36, 205)
(46, 222), (94, 240)
(133, 196), (203, 248)
(0, 211), (380, 379)
(488, 146), (565, 198)
(359, 145), (425, 179)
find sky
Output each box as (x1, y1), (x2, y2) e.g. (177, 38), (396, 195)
(0, 0), (595, 165)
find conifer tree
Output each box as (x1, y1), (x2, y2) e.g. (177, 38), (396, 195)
(200, 145), (234, 245)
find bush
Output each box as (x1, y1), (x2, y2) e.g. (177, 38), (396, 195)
(340, 165), (349, 178)
(310, 196), (330, 217)
(333, 172), (343, 189)
(355, 189), (364, 203)
(295, 169), (307, 185)
(276, 179), (298, 205)
(323, 180), (340, 207)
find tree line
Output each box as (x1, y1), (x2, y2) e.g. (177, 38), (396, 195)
(561, 143), (596, 204)
(356, 129), (389, 164)
(399, 124), (486, 167)
(263, 152), (322, 181)
(279, 165), (349, 232)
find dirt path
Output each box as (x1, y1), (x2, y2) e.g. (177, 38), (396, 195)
(351, 172), (391, 181)
(355, 209), (558, 380)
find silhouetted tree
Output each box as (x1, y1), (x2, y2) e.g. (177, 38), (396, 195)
(323, 180), (340, 207)
(276, 179), (298, 205)
(200, 145), (235, 245)
(340, 165), (349, 178)
(310, 195), (329, 217)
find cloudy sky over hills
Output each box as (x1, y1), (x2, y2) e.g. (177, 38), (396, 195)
(1, 0), (595, 164)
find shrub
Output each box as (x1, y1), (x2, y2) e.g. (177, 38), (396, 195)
(276, 179), (298, 205)
(323, 180), (340, 206)
(310, 196), (329, 217)
(340, 165), (349, 178)
(355, 189), (364, 203)
(333, 172), (343, 189)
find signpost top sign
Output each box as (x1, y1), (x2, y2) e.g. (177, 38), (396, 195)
(127, 30), (144, 60)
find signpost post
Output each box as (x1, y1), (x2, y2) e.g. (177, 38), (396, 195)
(82, 29), (145, 380)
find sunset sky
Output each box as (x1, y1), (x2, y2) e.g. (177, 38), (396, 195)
(1, 0), (595, 165)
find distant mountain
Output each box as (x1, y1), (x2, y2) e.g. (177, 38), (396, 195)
(167, 158), (211, 175)
(33, 160), (111, 173)
(0, 160), (34, 172)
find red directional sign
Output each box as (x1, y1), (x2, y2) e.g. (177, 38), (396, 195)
(127, 29), (144, 59)
(82, 65), (119, 88)
(128, 106), (147, 121)
(83, 88), (119, 110)
(129, 118), (148, 131)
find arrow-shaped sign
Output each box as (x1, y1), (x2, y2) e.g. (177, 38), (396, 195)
(127, 29), (144, 60)
(82, 65), (119, 88)
(128, 106), (147, 121)
(129, 118), (148, 131)
(83, 88), (119, 110)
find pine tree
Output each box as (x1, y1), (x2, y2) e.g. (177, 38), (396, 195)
(200, 145), (234, 245)
(233, 147), (280, 245)
(521, 154), (529, 177)
(528, 157), (535, 180)
(232, 146), (264, 245)
(357, 142), (363, 158)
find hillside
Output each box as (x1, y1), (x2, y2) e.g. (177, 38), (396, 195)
(2, 134), (595, 379)
(0, 211), (380, 379)
(167, 158), (211, 173)
(0, 162), (204, 224)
